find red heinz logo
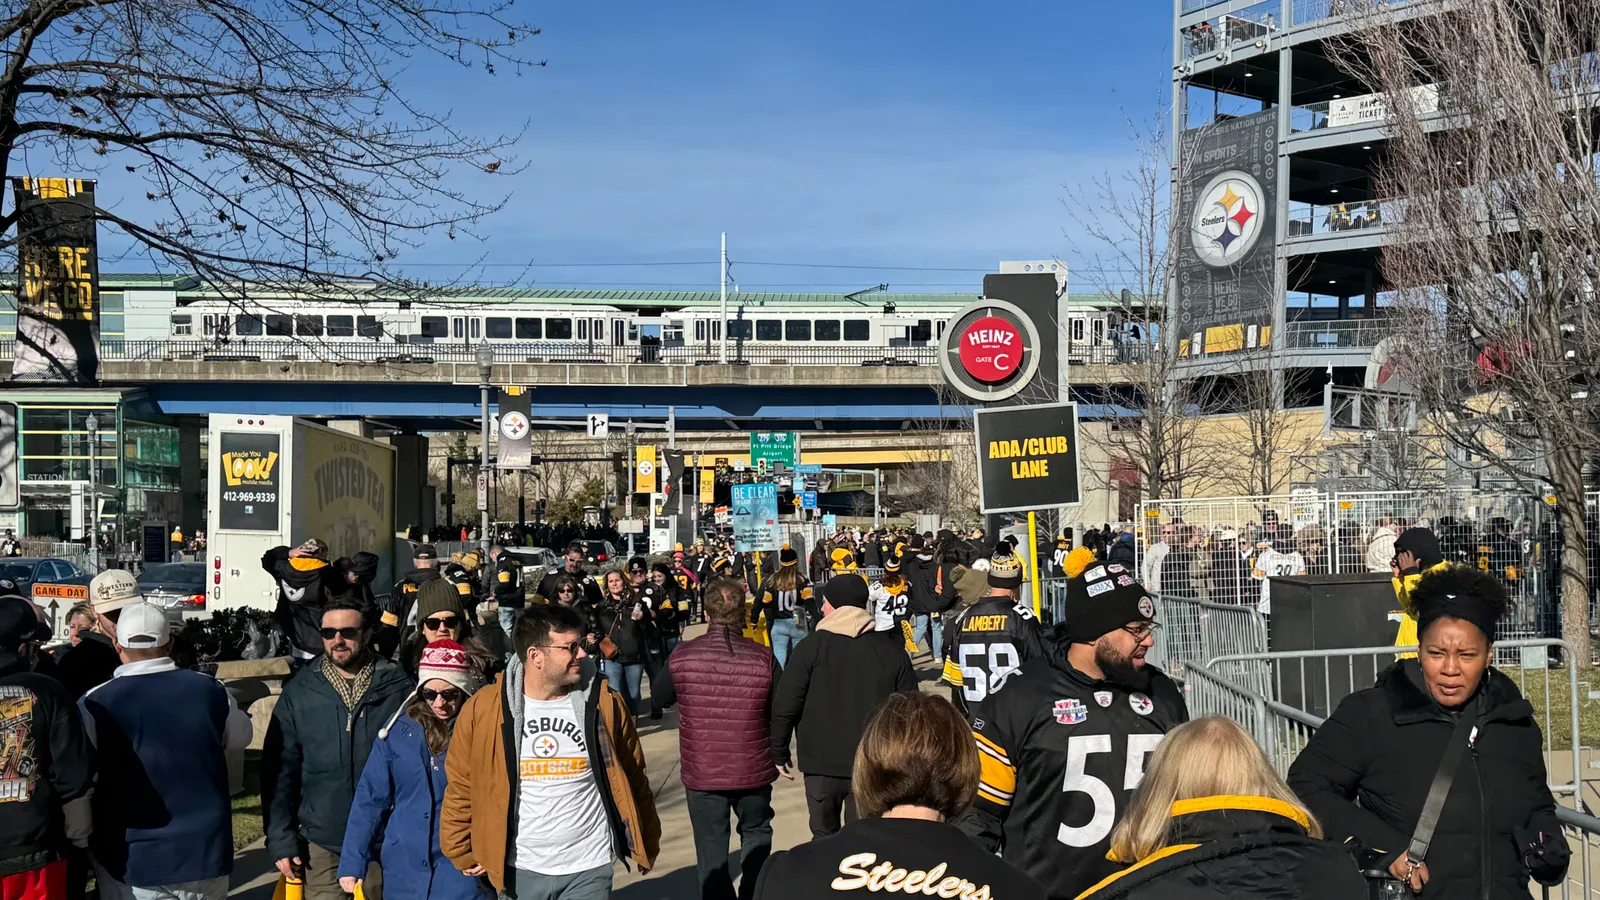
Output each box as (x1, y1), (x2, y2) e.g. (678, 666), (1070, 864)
(959, 316), (1022, 383)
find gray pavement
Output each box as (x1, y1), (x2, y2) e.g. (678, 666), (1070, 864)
(229, 623), (947, 900)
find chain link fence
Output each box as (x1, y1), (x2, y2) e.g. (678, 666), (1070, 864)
(1137, 488), (1587, 643)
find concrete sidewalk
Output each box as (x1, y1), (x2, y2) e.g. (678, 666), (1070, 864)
(230, 626), (947, 900)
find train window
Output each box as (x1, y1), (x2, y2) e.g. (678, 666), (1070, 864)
(1070, 319), (1085, 343)
(547, 318), (573, 339)
(326, 315), (355, 337)
(814, 320), (840, 341)
(357, 316), (383, 338)
(577, 319), (590, 340)
(295, 315), (324, 337)
(236, 315), (263, 336)
(1091, 318), (1106, 344)
(785, 320), (810, 341)
(420, 316), (449, 338)
(711, 321), (721, 341)
(171, 314), (192, 336)
(452, 318), (464, 339)
(936, 320), (946, 339)
(664, 323), (683, 342)
(515, 317), (542, 339)
(911, 320), (932, 342)
(843, 319), (870, 341)
(470, 318), (481, 339)
(756, 319), (782, 341)
(592, 318), (604, 339)
(694, 321), (705, 341)
(266, 315), (293, 337)
(486, 317), (512, 339)
(727, 320), (752, 340)
(201, 314), (217, 336)
(627, 324), (638, 342)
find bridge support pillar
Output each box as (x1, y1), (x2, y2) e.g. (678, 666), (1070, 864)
(391, 433), (431, 535)
(180, 417), (204, 539)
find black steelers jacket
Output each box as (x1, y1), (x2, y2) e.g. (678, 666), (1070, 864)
(959, 647), (1189, 900)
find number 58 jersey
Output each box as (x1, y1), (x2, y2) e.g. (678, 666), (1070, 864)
(959, 653), (1189, 900)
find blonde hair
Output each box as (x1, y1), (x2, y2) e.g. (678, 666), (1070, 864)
(1108, 716), (1319, 863)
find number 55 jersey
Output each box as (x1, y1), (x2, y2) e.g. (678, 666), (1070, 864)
(958, 648), (1189, 900)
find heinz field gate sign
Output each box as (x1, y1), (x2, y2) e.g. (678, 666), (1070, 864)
(939, 297), (1042, 402)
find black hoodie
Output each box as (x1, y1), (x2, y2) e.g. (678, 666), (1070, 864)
(905, 551), (959, 616)
(261, 547), (337, 659)
(0, 651), (95, 875)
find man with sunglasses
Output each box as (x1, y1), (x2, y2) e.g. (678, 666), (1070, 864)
(959, 563), (1188, 900)
(263, 597), (414, 900)
(537, 543), (603, 609)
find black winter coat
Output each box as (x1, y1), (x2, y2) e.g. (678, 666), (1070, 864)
(905, 553), (958, 615)
(590, 595), (653, 665)
(1076, 796), (1366, 900)
(261, 657), (414, 859)
(1287, 660), (1568, 900)
(770, 606), (917, 777)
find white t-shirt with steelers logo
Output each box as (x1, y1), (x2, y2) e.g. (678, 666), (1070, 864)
(514, 695), (611, 874)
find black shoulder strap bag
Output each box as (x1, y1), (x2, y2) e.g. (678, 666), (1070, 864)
(1365, 704), (1481, 898)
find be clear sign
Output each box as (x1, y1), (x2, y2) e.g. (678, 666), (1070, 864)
(973, 401), (1082, 514)
(730, 483), (781, 552)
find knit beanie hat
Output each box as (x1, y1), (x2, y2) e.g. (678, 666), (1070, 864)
(884, 555), (901, 573)
(1063, 563), (1156, 644)
(823, 573), (869, 609)
(417, 639), (484, 695)
(988, 551), (1024, 590)
(780, 545), (799, 566)
(953, 566), (989, 604)
(417, 577), (466, 623)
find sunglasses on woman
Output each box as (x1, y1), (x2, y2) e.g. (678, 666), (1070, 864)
(423, 615), (461, 632)
(420, 687), (466, 703)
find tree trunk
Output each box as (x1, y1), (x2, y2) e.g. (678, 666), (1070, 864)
(1551, 442), (1591, 668)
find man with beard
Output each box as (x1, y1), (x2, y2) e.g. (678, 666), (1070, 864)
(959, 561), (1188, 900)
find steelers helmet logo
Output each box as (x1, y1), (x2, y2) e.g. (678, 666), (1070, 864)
(500, 411), (530, 440)
(531, 734), (559, 758)
(637, 460), (655, 476)
(1191, 170), (1265, 268)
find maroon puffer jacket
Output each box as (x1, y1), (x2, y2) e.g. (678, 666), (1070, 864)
(668, 624), (780, 791)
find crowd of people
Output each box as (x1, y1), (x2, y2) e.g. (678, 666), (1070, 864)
(0, 509), (1579, 900)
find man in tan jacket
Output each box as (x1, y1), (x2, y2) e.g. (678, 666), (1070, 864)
(442, 605), (659, 900)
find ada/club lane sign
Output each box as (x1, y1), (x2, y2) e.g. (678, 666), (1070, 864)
(973, 401), (1082, 514)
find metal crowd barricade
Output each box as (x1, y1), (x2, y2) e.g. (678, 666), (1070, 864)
(1201, 640), (1583, 803)
(1146, 595), (1269, 676)
(1136, 493), (1336, 578)
(1188, 640), (1596, 900)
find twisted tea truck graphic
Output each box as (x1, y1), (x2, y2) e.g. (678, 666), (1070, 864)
(1191, 170), (1265, 268)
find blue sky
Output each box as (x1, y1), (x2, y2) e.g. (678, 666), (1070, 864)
(115, 2), (1177, 294)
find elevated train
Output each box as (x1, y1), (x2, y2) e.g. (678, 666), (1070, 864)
(133, 290), (1141, 361)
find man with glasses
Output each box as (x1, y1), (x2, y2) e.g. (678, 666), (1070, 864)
(442, 605), (659, 900)
(263, 597), (414, 900)
(958, 563), (1188, 900)
(537, 543), (602, 608)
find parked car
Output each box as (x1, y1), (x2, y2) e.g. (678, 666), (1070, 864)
(0, 557), (91, 598)
(502, 546), (559, 584)
(583, 540), (617, 569)
(135, 562), (207, 621)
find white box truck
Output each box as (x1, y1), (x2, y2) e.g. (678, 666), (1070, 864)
(206, 415), (396, 611)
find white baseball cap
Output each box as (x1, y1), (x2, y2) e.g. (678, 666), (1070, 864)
(116, 602), (171, 649)
(91, 569), (142, 614)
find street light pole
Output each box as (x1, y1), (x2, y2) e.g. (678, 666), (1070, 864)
(85, 414), (99, 572)
(476, 344), (494, 556)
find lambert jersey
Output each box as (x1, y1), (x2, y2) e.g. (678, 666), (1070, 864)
(961, 653), (1188, 900)
(939, 597), (1050, 719)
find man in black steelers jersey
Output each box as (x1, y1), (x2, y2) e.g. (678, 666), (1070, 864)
(959, 562), (1188, 900)
(940, 550), (1050, 719)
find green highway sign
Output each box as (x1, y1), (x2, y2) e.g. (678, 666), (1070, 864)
(749, 431), (799, 469)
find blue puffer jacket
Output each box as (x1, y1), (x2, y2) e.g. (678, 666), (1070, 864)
(338, 711), (491, 900)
